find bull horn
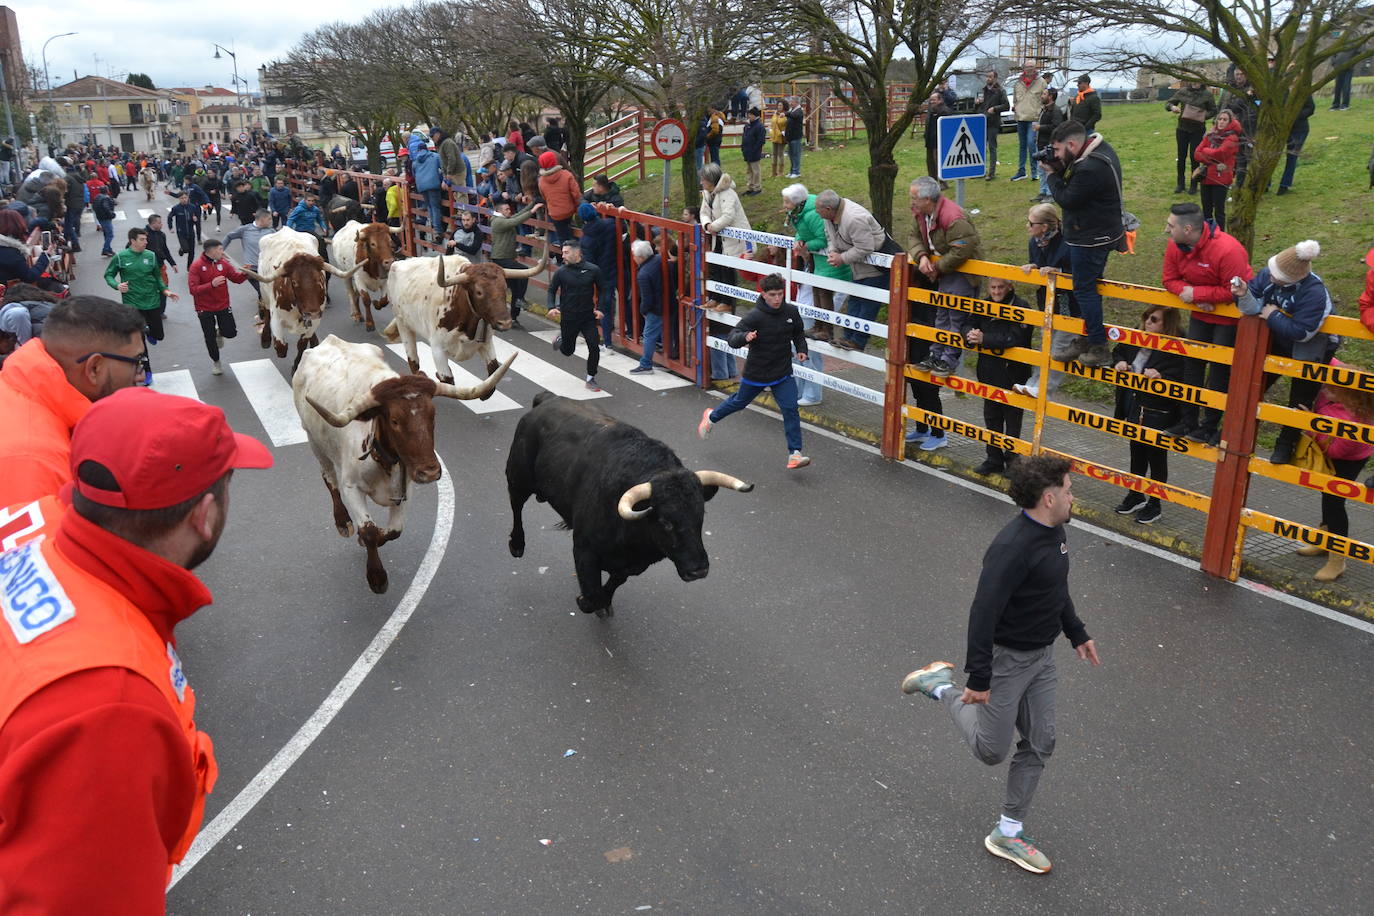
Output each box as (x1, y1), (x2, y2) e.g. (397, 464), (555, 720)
(251, 264), (280, 282)
(324, 261), (365, 279)
(695, 471), (754, 492)
(436, 255), (467, 288)
(617, 482), (653, 520)
(304, 392), (377, 428)
(501, 251), (549, 280)
(388, 225), (403, 234)
(434, 352), (516, 400)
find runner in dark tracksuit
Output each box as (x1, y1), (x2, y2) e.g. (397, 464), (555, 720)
(901, 455), (1100, 875)
(546, 240), (604, 388)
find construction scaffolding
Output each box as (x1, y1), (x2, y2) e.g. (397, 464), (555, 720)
(998, 17), (1072, 78)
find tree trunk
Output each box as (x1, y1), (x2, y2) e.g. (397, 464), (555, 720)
(867, 158), (900, 234)
(565, 111), (587, 183)
(1227, 100), (1291, 255)
(679, 107), (703, 210)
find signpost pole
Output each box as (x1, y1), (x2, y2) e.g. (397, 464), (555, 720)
(662, 158), (671, 219)
(955, 179), (965, 209)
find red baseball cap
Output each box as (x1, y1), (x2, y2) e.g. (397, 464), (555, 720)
(69, 388), (273, 510)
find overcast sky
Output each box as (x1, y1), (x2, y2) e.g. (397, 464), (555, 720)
(13, 1), (397, 93)
(14, 2), (1162, 95)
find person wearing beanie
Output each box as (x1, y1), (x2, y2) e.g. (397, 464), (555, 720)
(537, 151), (583, 252)
(1234, 239), (1340, 464)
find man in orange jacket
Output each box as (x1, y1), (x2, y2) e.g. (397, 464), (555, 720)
(0, 386), (272, 913)
(0, 295), (148, 507)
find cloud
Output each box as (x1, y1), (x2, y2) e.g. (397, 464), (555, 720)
(14, 1), (396, 93)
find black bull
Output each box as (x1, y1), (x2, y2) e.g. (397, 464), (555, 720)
(506, 393), (752, 617)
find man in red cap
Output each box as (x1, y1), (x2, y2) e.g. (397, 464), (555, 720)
(0, 295), (149, 507)
(0, 386), (272, 913)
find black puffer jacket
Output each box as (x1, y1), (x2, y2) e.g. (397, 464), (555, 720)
(727, 295), (808, 383)
(1047, 135), (1123, 248)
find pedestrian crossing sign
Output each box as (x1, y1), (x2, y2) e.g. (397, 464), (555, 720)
(936, 115), (986, 180)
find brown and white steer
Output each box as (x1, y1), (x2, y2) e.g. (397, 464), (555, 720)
(138, 167), (158, 200)
(293, 334), (516, 594)
(381, 252), (544, 394)
(329, 220), (398, 332)
(249, 226), (362, 371)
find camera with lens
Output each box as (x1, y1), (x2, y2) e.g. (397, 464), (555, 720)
(1030, 145), (1059, 166)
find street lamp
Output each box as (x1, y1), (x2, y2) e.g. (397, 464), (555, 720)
(41, 32), (78, 153)
(212, 43), (243, 111)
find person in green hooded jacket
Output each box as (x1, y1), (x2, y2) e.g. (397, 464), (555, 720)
(784, 182), (852, 342)
(105, 227), (178, 357)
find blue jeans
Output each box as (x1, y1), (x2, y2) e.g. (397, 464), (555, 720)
(710, 374), (803, 452)
(599, 286), (616, 343)
(1068, 244), (1112, 344)
(787, 139), (803, 175)
(1016, 121), (1038, 178)
(843, 274), (888, 347)
(638, 312), (662, 368)
(98, 219), (114, 254)
(422, 188), (444, 241)
(64, 207), (82, 245)
(1279, 125), (1309, 189)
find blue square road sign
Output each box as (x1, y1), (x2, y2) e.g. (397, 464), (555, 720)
(936, 115), (987, 180)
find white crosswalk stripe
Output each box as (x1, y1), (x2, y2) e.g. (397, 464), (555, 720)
(384, 344), (521, 414)
(148, 369), (200, 401)
(138, 209), (156, 220)
(113, 211), (127, 222)
(527, 330), (693, 391)
(228, 359), (307, 447)
(488, 336), (609, 400)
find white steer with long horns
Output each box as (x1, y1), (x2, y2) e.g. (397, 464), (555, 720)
(381, 251), (546, 395)
(294, 334), (516, 594)
(247, 226), (364, 372)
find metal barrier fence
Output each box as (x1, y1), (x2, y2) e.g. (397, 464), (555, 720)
(274, 162), (1373, 584)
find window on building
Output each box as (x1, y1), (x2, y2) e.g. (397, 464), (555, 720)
(268, 117), (280, 134)
(285, 116), (298, 134)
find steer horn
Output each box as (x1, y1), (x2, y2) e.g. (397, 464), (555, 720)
(324, 261), (365, 279)
(617, 482), (653, 520)
(305, 392), (378, 428)
(436, 254), (467, 288)
(501, 250), (549, 280)
(247, 264), (278, 282)
(695, 471), (754, 492)
(434, 352), (517, 400)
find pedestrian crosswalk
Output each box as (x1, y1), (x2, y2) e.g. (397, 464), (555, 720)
(145, 331), (692, 447)
(527, 330), (694, 392)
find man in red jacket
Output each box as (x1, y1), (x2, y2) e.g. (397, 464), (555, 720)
(187, 238), (248, 375)
(0, 386), (272, 914)
(1160, 202), (1253, 446)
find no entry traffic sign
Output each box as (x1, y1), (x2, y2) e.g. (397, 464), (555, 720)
(650, 119), (687, 160)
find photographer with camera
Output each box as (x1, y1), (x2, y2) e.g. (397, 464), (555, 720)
(1038, 120), (1124, 368)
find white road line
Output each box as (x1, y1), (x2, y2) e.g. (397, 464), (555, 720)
(138, 208), (156, 220)
(228, 359), (307, 447)
(488, 336), (609, 400)
(169, 457), (456, 887)
(384, 344), (520, 414)
(528, 329), (693, 391)
(149, 369), (200, 401)
(113, 211), (127, 221)
(713, 391), (1374, 638)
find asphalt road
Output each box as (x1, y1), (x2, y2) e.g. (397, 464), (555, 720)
(60, 186), (1374, 915)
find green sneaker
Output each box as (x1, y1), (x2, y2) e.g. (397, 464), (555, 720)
(900, 661), (955, 699)
(984, 827), (1052, 874)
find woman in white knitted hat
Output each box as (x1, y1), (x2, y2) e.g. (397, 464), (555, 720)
(1233, 239), (1340, 465)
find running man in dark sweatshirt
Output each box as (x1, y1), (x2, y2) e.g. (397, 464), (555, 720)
(696, 272), (811, 469)
(546, 239), (604, 390)
(900, 455), (1099, 876)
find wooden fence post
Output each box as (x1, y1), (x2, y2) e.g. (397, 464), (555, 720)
(1201, 314), (1271, 579)
(881, 254), (910, 460)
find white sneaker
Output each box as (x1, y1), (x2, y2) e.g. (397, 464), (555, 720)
(787, 451), (811, 469)
(211, 361), (223, 376)
(796, 397), (821, 407)
(697, 408), (714, 440)
(1013, 383), (1038, 398)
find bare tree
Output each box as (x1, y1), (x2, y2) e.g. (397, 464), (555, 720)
(1078, 0), (1374, 252)
(605, 0), (796, 200)
(472, 0), (623, 180)
(792, 0), (1035, 230)
(277, 19), (405, 172)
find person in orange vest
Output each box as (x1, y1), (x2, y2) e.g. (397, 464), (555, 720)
(0, 386), (272, 911)
(0, 295), (149, 507)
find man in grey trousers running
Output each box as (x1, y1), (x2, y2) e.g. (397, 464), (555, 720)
(901, 455), (1100, 874)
